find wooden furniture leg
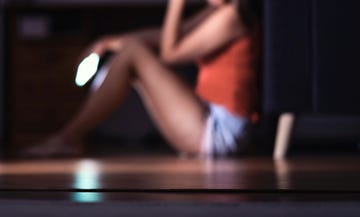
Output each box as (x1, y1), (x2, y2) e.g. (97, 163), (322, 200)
(273, 113), (295, 159)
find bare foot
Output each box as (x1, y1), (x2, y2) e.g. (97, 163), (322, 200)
(23, 135), (84, 158)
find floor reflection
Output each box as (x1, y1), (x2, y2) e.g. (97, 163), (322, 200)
(72, 159), (103, 202)
(274, 159), (291, 190)
(0, 155), (360, 202)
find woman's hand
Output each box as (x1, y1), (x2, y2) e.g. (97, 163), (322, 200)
(86, 36), (125, 57)
(87, 38), (109, 56)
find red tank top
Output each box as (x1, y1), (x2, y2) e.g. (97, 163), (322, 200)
(195, 34), (259, 123)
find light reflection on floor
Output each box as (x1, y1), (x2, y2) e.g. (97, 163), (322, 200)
(72, 159), (103, 202)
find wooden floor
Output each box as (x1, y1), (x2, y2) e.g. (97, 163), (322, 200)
(1, 154), (360, 202)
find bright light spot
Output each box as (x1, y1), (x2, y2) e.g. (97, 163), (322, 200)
(75, 53), (100, 87)
(72, 159), (103, 203)
(74, 160), (100, 189)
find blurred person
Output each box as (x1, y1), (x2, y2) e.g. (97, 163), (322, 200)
(26, 0), (261, 158)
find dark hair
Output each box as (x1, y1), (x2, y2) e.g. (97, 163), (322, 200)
(237, 0), (263, 32)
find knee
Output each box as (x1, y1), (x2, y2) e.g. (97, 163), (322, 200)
(122, 38), (147, 56)
(110, 38), (146, 65)
(121, 38), (159, 71)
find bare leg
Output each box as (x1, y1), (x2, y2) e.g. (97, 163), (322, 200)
(30, 39), (208, 156)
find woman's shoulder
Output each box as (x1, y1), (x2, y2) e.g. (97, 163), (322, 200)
(208, 3), (247, 38)
(211, 3), (240, 22)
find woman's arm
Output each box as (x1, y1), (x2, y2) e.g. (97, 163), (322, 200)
(180, 4), (217, 37)
(132, 4), (216, 48)
(161, 0), (186, 61)
(161, 0), (245, 65)
(89, 5), (215, 56)
(87, 27), (159, 56)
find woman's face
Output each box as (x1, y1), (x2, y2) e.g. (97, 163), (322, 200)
(207, 0), (227, 6)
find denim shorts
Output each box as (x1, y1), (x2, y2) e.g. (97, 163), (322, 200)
(200, 103), (252, 157)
